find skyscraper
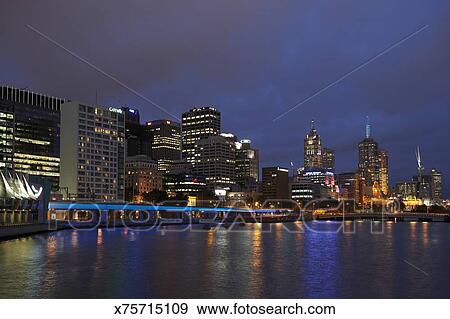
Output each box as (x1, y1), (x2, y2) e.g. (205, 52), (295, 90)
(358, 117), (381, 189)
(193, 134), (236, 189)
(430, 168), (442, 201)
(146, 119), (181, 173)
(235, 139), (259, 191)
(304, 120), (322, 169)
(378, 149), (389, 196)
(60, 102), (125, 201)
(181, 107), (220, 164)
(322, 148), (335, 172)
(122, 107), (152, 158)
(0, 86), (64, 190)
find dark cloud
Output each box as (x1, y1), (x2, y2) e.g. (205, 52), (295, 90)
(1, 0), (449, 195)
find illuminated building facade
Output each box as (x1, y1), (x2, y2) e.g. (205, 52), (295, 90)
(304, 120), (322, 169)
(395, 181), (417, 199)
(0, 169), (51, 225)
(146, 119), (181, 173)
(337, 172), (360, 201)
(163, 174), (206, 196)
(262, 167), (289, 200)
(60, 102), (125, 201)
(125, 155), (161, 202)
(430, 168), (442, 201)
(0, 86), (64, 190)
(358, 118), (389, 197)
(122, 107), (152, 157)
(181, 107), (220, 164)
(193, 135), (236, 189)
(378, 149), (389, 196)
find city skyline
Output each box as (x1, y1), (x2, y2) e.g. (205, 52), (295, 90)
(0, 84), (446, 198)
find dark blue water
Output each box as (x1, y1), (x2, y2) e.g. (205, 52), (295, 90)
(0, 221), (449, 298)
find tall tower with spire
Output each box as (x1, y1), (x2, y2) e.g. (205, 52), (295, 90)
(358, 117), (383, 193)
(304, 119), (323, 169)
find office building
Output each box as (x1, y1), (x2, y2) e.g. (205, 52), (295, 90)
(193, 135), (236, 189)
(378, 149), (389, 196)
(358, 118), (380, 188)
(337, 172), (360, 201)
(60, 102), (125, 201)
(304, 120), (323, 169)
(235, 139), (259, 191)
(430, 168), (442, 201)
(322, 148), (335, 172)
(163, 174), (206, 196)
(0, 86), (64, 190)
(181, 107), (220, 163)
(125, 155), (161, 202)
(262, 167), (289, 200)
(146, 119), (181, 173)
(122, 107), (152, 157)
(290, 175), (329, 205)
(395, 181), (417, 199)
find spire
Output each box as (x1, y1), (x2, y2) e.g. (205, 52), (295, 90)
(416, 146), (423, 170)
(310, 119), (315, 131)
(365, 116), (371, 139)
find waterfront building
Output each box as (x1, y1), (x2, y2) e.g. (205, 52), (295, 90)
(235, 139), (259, 191)
(181, 107), (221, 164)
(304, 120), (322, 169)
(122, 107), (152, 158)
(125, 155), (162, 202)
(60, 102), (125, 201)
(0, 169), (51, 225)
(193, 134), (236, 189)
(0, 86), (64, 190)
(146, 119), (181, 173)
(163, 173), (206, 196)
(262, 167), (289, 200)
(322, 148), (335, 172)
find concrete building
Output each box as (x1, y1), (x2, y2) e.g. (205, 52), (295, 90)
(262, 167), (289, 200)
(125, 155), (161, 202)
(146, 119), (181, 173)
(181, 107), (220, 164)
(0, 86), (64, 190)
(60, 102), (125, 201)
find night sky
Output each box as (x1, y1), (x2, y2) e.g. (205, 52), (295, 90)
(1, 0), (449, 196)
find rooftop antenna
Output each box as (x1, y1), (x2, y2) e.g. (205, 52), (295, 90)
(416, 146), (424, 177)
(365, 116), (371, 139)
(311, 119), (315, 131)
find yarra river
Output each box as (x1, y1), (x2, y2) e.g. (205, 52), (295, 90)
(0, 221), (449, 298)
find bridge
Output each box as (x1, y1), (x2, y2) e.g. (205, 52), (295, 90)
(48, 202), (450, 226)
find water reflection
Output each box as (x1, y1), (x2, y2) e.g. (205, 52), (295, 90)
(0, 222), (449, 298)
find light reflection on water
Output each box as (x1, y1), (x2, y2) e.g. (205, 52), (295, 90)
(0, 221), (449, 298)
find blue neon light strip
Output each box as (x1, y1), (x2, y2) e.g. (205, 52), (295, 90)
(48, 202), (286, 214)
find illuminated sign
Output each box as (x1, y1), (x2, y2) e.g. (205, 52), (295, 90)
(108, 107), (123, 114)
